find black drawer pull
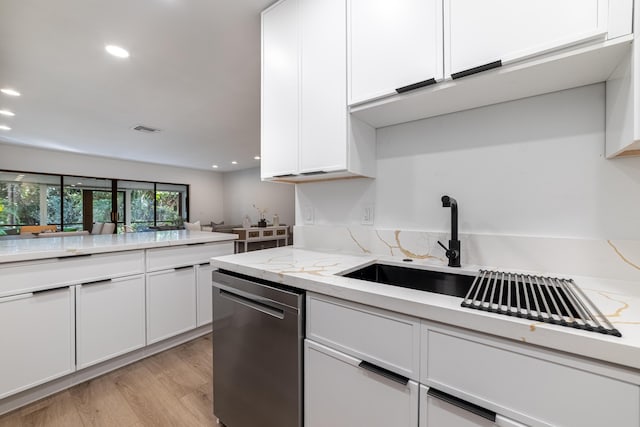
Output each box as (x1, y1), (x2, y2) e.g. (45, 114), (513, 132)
(174, 265), (194, 271)
(82, 279), (112, 287)
(451, 60), (502, 80)
(395, 78), (437, 94)
(427, 388), (496, 422)
(358, 361), (409, 386)
(57, 253), (92, 260)
(33, 286), (70, 295)
(273, 174), (297, 178)
(300, 171), (328, 176)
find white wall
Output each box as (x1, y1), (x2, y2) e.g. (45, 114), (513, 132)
(0, 142), (224, 223)
(222, 167), (295, 226)
(296, 84), (640, 240)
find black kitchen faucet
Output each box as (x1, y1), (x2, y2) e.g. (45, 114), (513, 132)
(437, 195), (461, 267)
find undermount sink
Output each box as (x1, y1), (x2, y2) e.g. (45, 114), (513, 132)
(341, 263), (475, 298)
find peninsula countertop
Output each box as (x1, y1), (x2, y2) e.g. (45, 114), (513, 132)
(211, 246), (640, 372)
(0, 230), (237, 264)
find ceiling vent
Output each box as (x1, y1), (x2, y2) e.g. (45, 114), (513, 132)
(132, 124), (161, 133)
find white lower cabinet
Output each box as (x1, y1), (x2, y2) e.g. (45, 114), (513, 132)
(196, 263), (215, 326)
(0, 287), (75, 399)
(76, 275), (146, 369)
(305, 339), (419, 427)
(147, 266), (197, 344)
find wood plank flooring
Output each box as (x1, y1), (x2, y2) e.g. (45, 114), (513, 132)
(0, 335), (217, 427)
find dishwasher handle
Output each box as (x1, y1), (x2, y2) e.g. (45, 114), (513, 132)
(217, 287), (285, 319)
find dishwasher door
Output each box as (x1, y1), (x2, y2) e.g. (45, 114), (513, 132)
(212, 270), (304, 427)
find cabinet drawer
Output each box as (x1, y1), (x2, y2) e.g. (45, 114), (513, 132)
(0, 287), (75, 399)
(0, 250), (144, 297)
(147, 267), (197, 344)
(307, 293), (420, 380)
(305, 340), (419, 427)
(422, 325), (640, 427)
(146, 242), (233, 271)
(76, 274), (146, 369)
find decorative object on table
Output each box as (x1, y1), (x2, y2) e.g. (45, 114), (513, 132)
(242, 215), (251, 229)
(253, 204), (268, 228)
(272, 213), (279, 227)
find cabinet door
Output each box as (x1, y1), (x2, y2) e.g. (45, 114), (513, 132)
(196, 263), (215, 326)
(305, 340), (419, 427)
(147, 267), (197, 344)
(0, 287), (75, 399)
(419, 386), (526, 427)
(261, 0), (300, 179)
(349, 0), (443, 104)
(444, 0), (607, 77)
(299, 0), (348, 174)
(76, 275), (146, 369)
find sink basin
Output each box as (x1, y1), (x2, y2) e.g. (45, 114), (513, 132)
(341, 263), (475, 298)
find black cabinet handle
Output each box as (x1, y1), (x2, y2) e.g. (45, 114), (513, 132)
(427, 388), (496, 422)
(300, 171), (328, 176)
(273, 174), (297, 178)
(395, 78), (437, 94)
(358, 361), (409, 386)
(451, 60), (502, 80)
(82, 279), (112, 287)
(57, 253), (92, 260)
(174, 265), (194, 272)
(33, 286), (71, 295)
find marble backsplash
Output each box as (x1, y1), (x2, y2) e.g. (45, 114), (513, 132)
(293, 225), (640, 282)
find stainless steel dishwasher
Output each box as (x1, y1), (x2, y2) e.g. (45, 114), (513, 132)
(212, 270), (304, 427)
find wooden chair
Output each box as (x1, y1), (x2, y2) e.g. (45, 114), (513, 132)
(20, 225), (57, 234)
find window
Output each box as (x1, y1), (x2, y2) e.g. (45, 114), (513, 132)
(0, 170), (189, 234)
(0, 172), (61, 234)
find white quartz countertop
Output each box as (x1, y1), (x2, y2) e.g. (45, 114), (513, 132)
(0, 230), (237, 263)
(211, 246), (640, 371)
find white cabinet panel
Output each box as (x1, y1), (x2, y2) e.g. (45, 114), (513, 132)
(0, 250), (144, 297)
(196, 263), (215, 326)
(76, 275), (146, 369)
(261, 0), (300, 179)
(423, 326), (640, 427)
(444, 0), (607, 76)
(349, 0), (443, 104)
(147, 267), (197, 344)
(0, 287), (75, 399)
(299, 0), (348, 173)
(305, 340), (419, 427)
(146, 242), (233, 272)
(307, 293), (420, 380)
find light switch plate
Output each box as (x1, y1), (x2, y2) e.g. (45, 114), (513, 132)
(361, 205), (374, 225)
(303, 206), (314, 225)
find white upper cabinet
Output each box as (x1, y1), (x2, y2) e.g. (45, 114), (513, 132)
(261, 0), (376, 182)
(445, 0), (615, 77)
(349, 0), (444, 105)
(261, 0), (300, 180)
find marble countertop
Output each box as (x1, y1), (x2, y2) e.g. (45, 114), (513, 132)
(0, 230), (237, 263)
(211, 246), (640, 371)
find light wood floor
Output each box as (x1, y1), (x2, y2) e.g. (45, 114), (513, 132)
(0, 335), (217, 427)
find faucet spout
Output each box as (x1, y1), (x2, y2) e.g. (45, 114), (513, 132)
(439, 195), (461, 268)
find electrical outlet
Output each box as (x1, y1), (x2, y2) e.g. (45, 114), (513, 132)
(303, 206), (314, 225)
(361, 205), (374, 225)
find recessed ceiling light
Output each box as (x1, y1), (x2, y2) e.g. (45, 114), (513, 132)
(231, 161), (238, 165)
(77, 182), (82, 185)
(254, 156), (261, 160)
(212, 165), (219, 169)
(105, 44), (130, 58)
(0, 125), (11, 131)
(0, 110), (15, 117)
(0, 88), (20, 97)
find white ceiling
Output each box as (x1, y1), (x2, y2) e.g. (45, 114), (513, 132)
(0, 0), (275, 172)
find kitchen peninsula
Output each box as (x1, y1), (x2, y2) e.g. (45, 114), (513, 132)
(0, 230), (236, 415)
